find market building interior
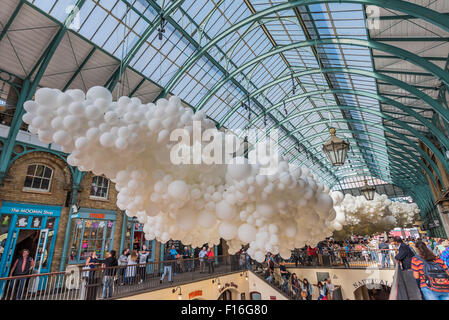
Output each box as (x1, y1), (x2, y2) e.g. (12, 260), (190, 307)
(0, 0), (448, 301)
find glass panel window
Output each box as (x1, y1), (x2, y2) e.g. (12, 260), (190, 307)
(23, 164), (53, 192)
(68, 218), (115, 263)
(0, 214), (12, 262)
(90, 176), (109, 199)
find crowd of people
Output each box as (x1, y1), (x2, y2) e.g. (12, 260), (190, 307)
(5, 234), (449, 300)
(260, 235), (449, 300)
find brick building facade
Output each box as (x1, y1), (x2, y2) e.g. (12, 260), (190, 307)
(0, 150), (162, 274)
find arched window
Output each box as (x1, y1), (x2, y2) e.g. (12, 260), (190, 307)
(250, 292), (262, 300)
(23, 164), (53, 192)
(90, 176), (109, 199)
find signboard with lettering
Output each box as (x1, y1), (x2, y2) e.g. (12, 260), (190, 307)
(0, 202), (62, 217)
(188, 290), (202, 299)
(76, 209), (117, 221)
(353, 279), (390, 289)
(270, 296), (276, 300)
(219, 282), (238, 293)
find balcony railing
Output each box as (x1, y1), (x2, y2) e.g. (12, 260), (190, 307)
(0, 254), (244, 300)
(0, 249), (397, 300)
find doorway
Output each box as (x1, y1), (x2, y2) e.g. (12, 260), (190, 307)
(133, 231), (144, 250)
(11, 229), (40, 266)
(218, 289), (233, 300)
(354, 284), (391, 300)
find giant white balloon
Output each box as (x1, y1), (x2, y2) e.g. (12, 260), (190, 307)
(23, 87), (347, 259)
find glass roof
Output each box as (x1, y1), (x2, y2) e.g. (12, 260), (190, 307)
(27, 0), (436, 188)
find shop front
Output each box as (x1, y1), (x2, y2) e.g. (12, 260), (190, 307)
(121, 217), (156, 273)
(0, 201), (61, 277)
(68, 208), (116, 264)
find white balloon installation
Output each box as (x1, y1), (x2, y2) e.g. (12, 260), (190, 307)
(23, 86), (344, 263)
(331, 191), (420, 236)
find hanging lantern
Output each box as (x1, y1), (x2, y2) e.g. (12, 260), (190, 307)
(361, 180), (376, 201)
(322, 127), (350, 166)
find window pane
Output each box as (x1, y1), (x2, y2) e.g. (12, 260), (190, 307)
(35, 165), (44, 177)
(27, 165), (36, 175)
(41, 179), (50, 190)
(44, 167), (52, 178)
(32, 178), (42, 189)
(24, 176), (33, 188)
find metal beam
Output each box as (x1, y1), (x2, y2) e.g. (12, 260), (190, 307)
(196, 39), (449, 116)
(277, 117), (448, 184)
(0, 0), (24, 43)
(0, 0), (86, 183)
(219, 74), (449, 151)
(62, 47), (96, 91)
(144, 0), (339, 183)
(107, 0), (185, 91)
(282, 126), (441, 188)
(129, 77), (146, 97)
(161, 0), (449, 97)
(372, 37), (449, 42)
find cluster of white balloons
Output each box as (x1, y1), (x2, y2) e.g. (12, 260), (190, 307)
(22, 86), (344, 262)
(331, 191), (420, 235)
(389, 201), (420, 227)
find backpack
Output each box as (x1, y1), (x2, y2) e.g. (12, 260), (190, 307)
(415, 256), (449, 291)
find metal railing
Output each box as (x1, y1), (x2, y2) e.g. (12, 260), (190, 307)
(0, 249), (397, 300)
(0, 254), (245, 300)
(282, 249), (398, 270)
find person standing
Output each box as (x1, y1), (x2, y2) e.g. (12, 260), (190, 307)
(379, 240), (390, 269)
(326, 278), (335, 300)
(118, 248), (129, 285)
(207, 247), (215, 274)
(101, 250), (117, 299)
(301, 278), (313, 300)
(279, 261), (289, 293)
(317, 282), (328, 300)
(160, 250), (174, 284)
(199, 247), (207, 273)
(125, 251), (138, 285)
(138, 244), (150, 283)
(239, 252), (245, 270)
(182, 247), (192, 272)
(394, 237), (415, 270)
(369, 238), (379, 264)
(440, 240), (449, 267)
(170, 245), (178, 258)
(291, 273), (300, 299)
(85, 251), (99, 300)
(9, 249), (35, 300)
(412, 240), (449, 300)
(339, 247), (350, 268)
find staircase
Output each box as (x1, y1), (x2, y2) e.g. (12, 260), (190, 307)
(251, 268), (296, 300)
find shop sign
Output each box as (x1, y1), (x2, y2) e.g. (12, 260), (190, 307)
(1, 202), (61, 216)
(89, 213), (105, 219)
(188, 290), (202, 299)
(219, 282), (238, 293)
(270, 296), (276, 300)
(353, 279), (390, 289)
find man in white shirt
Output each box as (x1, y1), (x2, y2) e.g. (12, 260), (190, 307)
(199, 247), (207, 273)
(326, 278), (335, 300)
